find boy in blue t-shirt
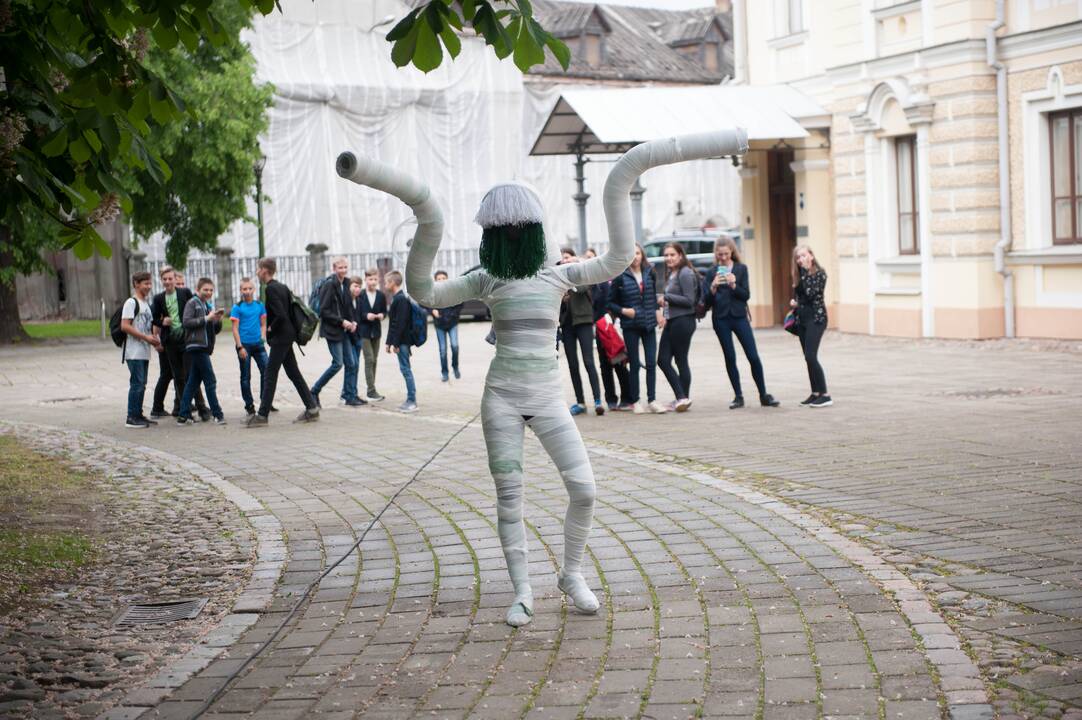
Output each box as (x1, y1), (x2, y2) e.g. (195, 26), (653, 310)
(230, 277), (269, 416)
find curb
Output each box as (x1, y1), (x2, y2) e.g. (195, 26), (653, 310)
(0, 421), (287, 720)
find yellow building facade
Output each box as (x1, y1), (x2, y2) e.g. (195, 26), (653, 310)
(732, 0), (1082, 338)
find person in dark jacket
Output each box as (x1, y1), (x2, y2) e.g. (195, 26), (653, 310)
(791, 244), (832, 407)
(607, 244), (666, 413)
(559, 250), (603, 415)
(176, 278), (225, 425)
(592, 279), (631, 410)
(703, 238), (780, 409)
(657, 242), (698, 412)
(384, 270), (417, 413)
(243, 258), (319, 427)
(430, 270), (463, 382)
(356, 268), (387, 401)
(150, 266), (209, 420)
(310, 257), (361, 407)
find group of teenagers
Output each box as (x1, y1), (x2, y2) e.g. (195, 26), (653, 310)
(116, 237), (831, 428)
(116, 257), (468, 428)
(559, 236), (832, 416)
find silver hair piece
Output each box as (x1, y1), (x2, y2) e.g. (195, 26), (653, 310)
(474, 182), (545, 229)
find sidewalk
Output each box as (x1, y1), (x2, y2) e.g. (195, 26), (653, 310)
(0, 324), (1079, 719)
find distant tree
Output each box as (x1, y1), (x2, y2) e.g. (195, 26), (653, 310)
(0, 0), (568, 343)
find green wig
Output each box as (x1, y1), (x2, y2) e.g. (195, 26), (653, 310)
(479, 223), (547, 280)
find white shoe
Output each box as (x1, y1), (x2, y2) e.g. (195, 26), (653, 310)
(675, 398), (691, 412)
(648, 401), (669, 414)
(558, 572), (600, 614)
(632, 402), (646, 414)
(505, 592), (534, 627)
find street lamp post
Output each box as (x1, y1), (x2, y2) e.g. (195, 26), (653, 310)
(254, 154), (266, 300)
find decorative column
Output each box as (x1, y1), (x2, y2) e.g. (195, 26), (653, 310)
(630, 178), (646, 244)
(908, 110), (935, 337)
(215, 247), (235, 311)
(306, 242), (328, 287)
(573, 148), (590, 254)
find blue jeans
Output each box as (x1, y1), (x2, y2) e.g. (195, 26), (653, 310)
(126, 359), (148, 419)
(180, 350), (223, 420)
(237, 343), (269, 411)
(311, 338), (357, 402)
(435, 325), (459, 378)
(397, 344), (416, 403)
(622, 326), (657, 403)
(713, 315), (767, 398)
(344, 338), (361, 401)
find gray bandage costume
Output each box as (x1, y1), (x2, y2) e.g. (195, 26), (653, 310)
(337, 129), (748, 626)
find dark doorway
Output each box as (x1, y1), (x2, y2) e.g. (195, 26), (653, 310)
(767, 149), (796, 325)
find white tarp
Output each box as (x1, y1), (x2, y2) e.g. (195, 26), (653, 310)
(142, 0), (741, 265)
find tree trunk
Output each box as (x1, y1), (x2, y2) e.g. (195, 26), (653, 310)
(0, 227), (31, 344)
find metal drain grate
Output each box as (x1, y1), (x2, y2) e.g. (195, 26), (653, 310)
(941, 387), (1065, 400)
(113, 598), (208, 626)
(41, 396), (92, 404)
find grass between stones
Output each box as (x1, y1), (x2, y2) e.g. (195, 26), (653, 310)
(0, 434), (99, 609)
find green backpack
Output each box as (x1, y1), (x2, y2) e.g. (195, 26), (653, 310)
(289, 293), (319, 346)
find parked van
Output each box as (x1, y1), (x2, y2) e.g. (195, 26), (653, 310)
(643, 227), (741, 278)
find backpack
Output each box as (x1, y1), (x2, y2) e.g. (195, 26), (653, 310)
(289, 293), (319, 347)
(109, 299), (131, 348)
(409, 299), (428, 347)
(308, 274), (334, 316)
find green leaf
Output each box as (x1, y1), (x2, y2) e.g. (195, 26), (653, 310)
(386, 9), (421, 42)
(41, 130), (69, 158)
(539, 26), (570, 69)
(439, 23), (461, 59)
(149, 98), (173, 125)
(391, 22), (421, 68)
(128, 87), (150, 124)
(82, 129), (102, 154)
(256, 0), (275, 14)
(152, 22), (179, 50)
(423, 4), (444, 34)
(462, 0), (477, 21)
(70, 228), (98, 260)
(92, 230), (113, 257)
(69, 138), (91, 164)
(413, 22), (443, 73)
(509, 17), (544, 72)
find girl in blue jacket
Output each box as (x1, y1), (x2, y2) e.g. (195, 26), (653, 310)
(607, 244), (668, 414)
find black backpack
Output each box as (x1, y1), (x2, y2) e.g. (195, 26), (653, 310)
(109, 298), (134, 347)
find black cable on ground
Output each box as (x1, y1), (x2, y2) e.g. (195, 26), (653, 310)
(190, 412), (481, 719)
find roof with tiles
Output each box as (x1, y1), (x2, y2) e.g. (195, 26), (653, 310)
(526, 0), (731, 84)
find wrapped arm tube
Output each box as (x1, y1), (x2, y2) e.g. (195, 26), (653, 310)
(336, 152), (479, 307)
(567, 129), (750, 288)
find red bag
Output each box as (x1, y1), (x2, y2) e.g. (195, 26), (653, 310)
(595, 316), (628, 364)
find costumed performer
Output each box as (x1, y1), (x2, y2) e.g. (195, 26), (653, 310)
(336, 129), (748, 627)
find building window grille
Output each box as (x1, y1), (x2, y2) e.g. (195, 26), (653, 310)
(895, 135), (919, 255)
(1050, 108), (1082, 245)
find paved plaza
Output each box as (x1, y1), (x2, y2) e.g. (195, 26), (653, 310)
(0, 324), (1080, 720)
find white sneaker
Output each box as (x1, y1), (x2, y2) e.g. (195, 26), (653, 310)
(648, 401), (669, 414)
(398, 401), (418, 413)
(632, 402), (646, 414)
(675, 398), (691, 412)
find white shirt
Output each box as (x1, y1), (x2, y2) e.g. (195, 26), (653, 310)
(121, 296), (153, 361)
(366, 290), (378, 309)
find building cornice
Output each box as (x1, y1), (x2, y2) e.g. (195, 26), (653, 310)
(871, 0), (921, 21)
(998, 20), (1082, 62)
(826, 38), (987, 87)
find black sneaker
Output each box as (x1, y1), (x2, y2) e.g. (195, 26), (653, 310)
(729, 396), (745, 410)
(176, 416), (195, 426)
(345, 398), (367, 407)
(213, 416), (227, 425)
(809, 395), (833, 408)
(245, 406), (256, 417)
(138, 415), (159, 425)
(311, 391), (321, 409)
(269, 405), (279, 413)
(125, 417), (149, 429)
(293, 408), (320, 423)
(800, 394), (817, 406)
(198, 409), (212, 423)
(367, 390), (385, 402)
(243, 414), (268, 428)
(760, 394), (780, 407)
(149, 409), (168, 419)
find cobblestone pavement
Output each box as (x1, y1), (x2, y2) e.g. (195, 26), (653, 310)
(0, 324), (1079, 720)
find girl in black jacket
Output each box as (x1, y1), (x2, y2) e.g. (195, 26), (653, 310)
(790, 244), (831, 407)
(703, 238), (779, 409)
(607, 244), (667, 414)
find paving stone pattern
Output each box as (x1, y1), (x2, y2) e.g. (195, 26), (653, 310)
(0, 326), (1079, 719)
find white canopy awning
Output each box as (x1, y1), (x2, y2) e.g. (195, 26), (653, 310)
(530, 84), (828, 156)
